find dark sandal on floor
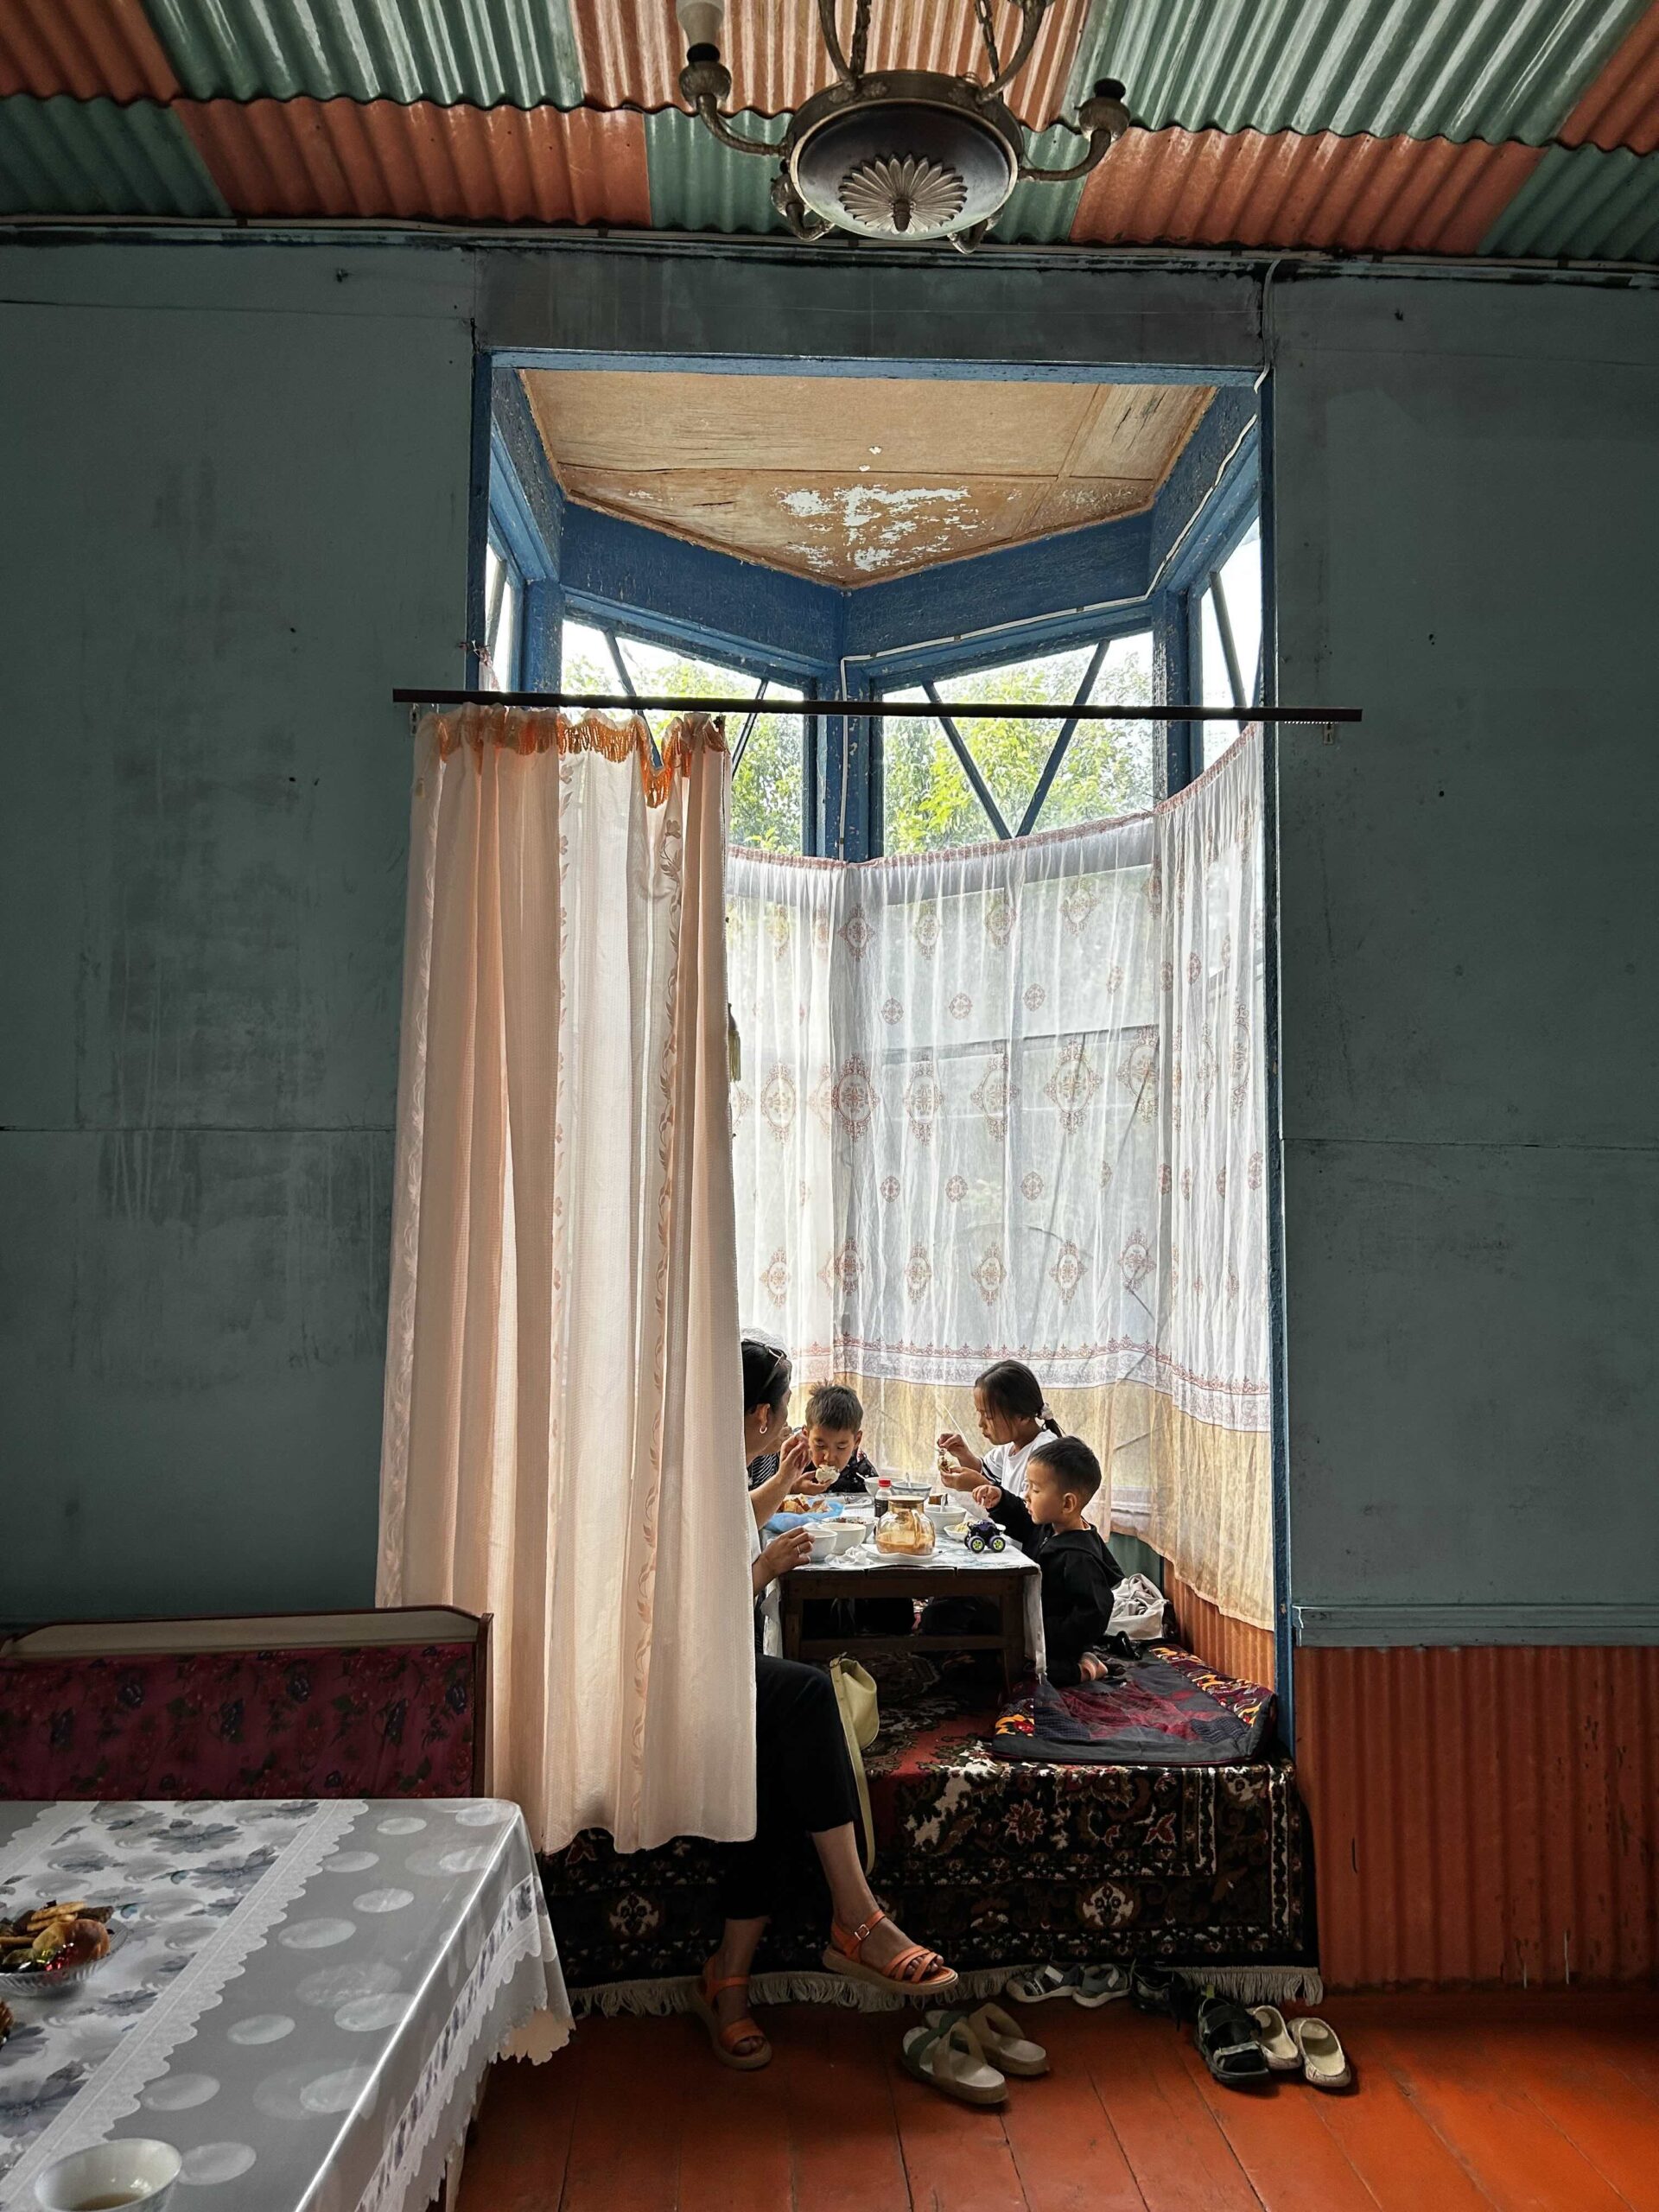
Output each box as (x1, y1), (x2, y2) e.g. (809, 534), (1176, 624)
(1196, 1996), (1271, 2088)
(1129, 1957), (1192, 2019)
(823, 1910), (958, 1999)
(690, 1960), (772, 2071)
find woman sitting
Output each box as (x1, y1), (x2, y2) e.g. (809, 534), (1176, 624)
(694, 1336), (958, 2069)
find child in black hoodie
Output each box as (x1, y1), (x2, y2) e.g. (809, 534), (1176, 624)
(975, 1435), (1122, 1688)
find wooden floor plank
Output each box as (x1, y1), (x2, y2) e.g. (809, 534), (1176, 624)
(1302, 2049), (1499, 2212)
(997, 2006), (1150, 2212)
(779, 2006), (913, 2212)
(676, 2012), (795, 2212)
(456, 2049), (581, 2212)
(1366, 2018), (1636, 2212)
(1464, 2015), (1659, 2212)
(877, 2007), (1031, 2212)
(558, 2014), (686, 2212)
(1067, 2004), (1264, 2211)
(1172, 2031), (1381, 2212)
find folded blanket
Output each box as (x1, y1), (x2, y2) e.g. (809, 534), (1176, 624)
(993, 1643), (1274, 1766)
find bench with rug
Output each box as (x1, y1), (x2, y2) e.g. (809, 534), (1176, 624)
(541, 1642), (1317, 2011)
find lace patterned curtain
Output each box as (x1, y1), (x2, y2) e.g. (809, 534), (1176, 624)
(728, 733), (1269, 1628)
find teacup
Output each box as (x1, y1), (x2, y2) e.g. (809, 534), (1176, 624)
(35, 2139), (181, 2210)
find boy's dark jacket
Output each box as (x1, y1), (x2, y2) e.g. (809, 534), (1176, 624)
(988, 1490), (1122, 1688)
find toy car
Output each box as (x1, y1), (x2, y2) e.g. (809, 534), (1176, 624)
(964, 1518), (1006, 1554)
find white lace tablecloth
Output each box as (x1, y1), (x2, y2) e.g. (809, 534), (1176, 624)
(0, 1798), (569, 2211)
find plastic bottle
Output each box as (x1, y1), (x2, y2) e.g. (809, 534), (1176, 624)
(874, 1476), (893, 1522)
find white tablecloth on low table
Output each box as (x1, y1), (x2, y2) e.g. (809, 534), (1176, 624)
(0, 1797), (569, 2211)
(801, 1529), (1046, 1671)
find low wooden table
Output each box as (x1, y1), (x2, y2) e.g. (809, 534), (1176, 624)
(779, 1560), (1035, 1690)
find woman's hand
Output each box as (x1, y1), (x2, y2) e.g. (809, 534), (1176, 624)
(778, 1429), (819, 1490)
(754, 1526), (814, 1592)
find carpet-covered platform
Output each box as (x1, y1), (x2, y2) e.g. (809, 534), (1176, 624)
(542, 1646), (1316, 2009)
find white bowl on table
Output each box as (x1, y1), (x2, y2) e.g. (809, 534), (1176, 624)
(808, 1520), (861, 1561)
(925, 1500), (963, 1535)
(35, 2138), (181, 2209)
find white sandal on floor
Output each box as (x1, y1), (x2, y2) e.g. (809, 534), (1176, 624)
(902, 2016), (1007, 2107)
(1250, 2005), (1301, 2073)
(1292, 2015), (1353, 2090)
(928, 2003), (1048, 2077)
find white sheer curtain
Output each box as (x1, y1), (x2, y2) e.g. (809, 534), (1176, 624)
(379, 708), (755, 1853)
(728, 733), (1269, 1628)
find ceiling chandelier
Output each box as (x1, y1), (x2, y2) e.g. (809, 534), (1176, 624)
(677, 0), (1130, 251)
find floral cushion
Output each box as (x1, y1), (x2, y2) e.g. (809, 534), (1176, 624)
(0, 1643), (480, 1800)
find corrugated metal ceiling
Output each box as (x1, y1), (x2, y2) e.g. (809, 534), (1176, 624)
(177, 97), (646, 223)
(1071, 0), (1651, 145)
(1072, 125), (1542, 255)
(642, 105), (788, 236)
(0, 91), (225, 214)
(570, 0), (1092, 125)
(1482, 141), (1659, 257)
(2, 0), (1658, 262)
(0, 0), (178, 103)
(143, 0), (583, 109)
(1561, 3), (1659, 151)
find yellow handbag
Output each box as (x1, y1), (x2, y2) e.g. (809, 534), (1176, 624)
(829, 1656), (880, 1872)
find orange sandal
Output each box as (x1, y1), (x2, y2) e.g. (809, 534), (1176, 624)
(690, 1960), (772, 2070)
(823, 1910), (959, 1999)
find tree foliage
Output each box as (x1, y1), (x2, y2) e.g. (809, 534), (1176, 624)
(558, 621), (1156, 859)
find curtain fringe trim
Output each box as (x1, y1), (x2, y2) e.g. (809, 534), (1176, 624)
(429, 706), (727, 804)
(568, 1961), (1321, 2018)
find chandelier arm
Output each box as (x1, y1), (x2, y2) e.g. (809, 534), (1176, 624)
(816, 0), (855, 84)
(690, 97), (783, 156)
(976, 0), (1053, 99)
(1017, 132), (1116, 182)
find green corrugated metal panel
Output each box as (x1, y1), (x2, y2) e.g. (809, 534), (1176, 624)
(995, 124), (1091, 242)
(1481, 142), (1659, 257)
(1070, 0), (1649, 146)
(0, 93), (226, 214)
(644, 106), (788, 235)
(140, 0), (582, 107)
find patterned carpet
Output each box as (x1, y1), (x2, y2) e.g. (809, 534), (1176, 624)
(541, 1650), (1313, 1998)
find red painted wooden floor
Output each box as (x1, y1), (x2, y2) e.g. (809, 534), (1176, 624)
(458, 1992), (1659, 2212)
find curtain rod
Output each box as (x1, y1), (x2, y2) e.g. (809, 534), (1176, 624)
(391, 689), (1360, 723)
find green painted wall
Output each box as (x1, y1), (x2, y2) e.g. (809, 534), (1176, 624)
(1271, 279), (1659, 1643)
(0, 243), (473, 1623)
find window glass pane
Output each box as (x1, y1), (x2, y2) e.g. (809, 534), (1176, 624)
(929, 645), (1096, 832)
(1219, 519), (1262, 711)
(732, 687), (804, 853)
(614, 633), (760, 745)
(880, 686), (995, 854)
(561, 619), (618, 697)
(559, 620), (804, 852)
(1038, 631), (1157, 830)
(484, 539), (520, 692)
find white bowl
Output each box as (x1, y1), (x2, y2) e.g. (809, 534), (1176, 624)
(35, 2138), (181, 2209)
(924, 1500), (958, 1527)
(809, 1521), (861, 1560)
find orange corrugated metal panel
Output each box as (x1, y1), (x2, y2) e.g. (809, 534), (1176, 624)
(1166, 1571), (1275, 1691)
(177, 98), (649, 225)
(569, 0), (1091, 125)
(1071, 126), (1542, 255)
(1562, 0), (1659, 151)
(1297, 1643), (1659, 1992)
(0, 0), (177, 102)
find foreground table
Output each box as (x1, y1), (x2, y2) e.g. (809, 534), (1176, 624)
(0, 1797), (569, 2212)
(778, 1531), (1044, 1688)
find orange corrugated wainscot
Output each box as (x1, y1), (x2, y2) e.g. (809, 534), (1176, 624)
(1295, 1643), (1659, 1991)
(1165, 1570), (1276, 1690)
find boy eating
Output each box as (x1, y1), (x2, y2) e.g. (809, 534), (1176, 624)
(802, 1382), (878, 1493)
(975, 1436), (1122, 1688)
